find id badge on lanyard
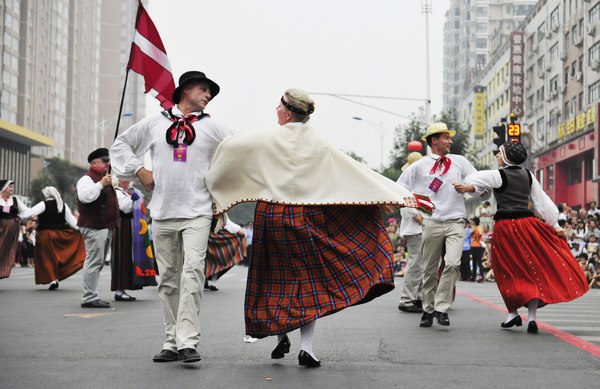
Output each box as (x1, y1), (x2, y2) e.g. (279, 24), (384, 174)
(173, 130), (187, 163)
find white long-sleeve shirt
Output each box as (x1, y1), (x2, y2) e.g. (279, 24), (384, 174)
(111, 106), (235, 220)
(399, 207), (422, 237)
(76, 176), (105, 204)
(464, 169), (560, 228)
(20, 201), (78, 229)
(398, 153), (484, 221)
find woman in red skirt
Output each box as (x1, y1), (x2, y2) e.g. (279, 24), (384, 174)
(206, 89), (431, 366)
(462, 142), (588, 333)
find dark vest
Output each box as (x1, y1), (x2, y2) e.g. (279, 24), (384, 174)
(0, 198), (19, 220)
(77, 169), (119, 229)
(37, 200), (68, 231)
(493, 166), (534, 220)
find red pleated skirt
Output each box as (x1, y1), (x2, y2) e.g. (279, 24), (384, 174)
(245, 202), (395, 338)
(491, 217), (589, 312)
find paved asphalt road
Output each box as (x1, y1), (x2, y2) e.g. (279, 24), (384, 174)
(1, 265), (599, 389)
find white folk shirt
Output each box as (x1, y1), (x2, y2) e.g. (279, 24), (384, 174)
(398, 153), (483, 222)
(464, 169), (560, 228)
(399, 207), (422, 237)
(111, 106), (235, 220)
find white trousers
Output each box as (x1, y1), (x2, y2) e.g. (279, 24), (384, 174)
(421, 219), (465, 314)
(152, 216), (211, 351)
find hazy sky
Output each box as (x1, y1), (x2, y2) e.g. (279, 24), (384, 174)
(145, 0), (448, 168)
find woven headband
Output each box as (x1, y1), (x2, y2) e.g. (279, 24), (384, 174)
(281, 96), (313, 116)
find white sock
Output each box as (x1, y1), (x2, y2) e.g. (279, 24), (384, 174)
(300, 321), (318, 360)
(277, 333), (287, 344)
(527, 299), (538, 322)
(505, 310), (519, 323)
(116, 290), (124, 296)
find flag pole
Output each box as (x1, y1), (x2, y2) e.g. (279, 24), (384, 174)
(113, 68), (131, 141)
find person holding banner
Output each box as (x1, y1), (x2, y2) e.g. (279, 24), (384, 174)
(111, 178), (157, 301)
(111, 71), (235, 364)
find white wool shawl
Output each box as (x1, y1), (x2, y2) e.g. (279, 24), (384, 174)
(206, 122), (422, 214)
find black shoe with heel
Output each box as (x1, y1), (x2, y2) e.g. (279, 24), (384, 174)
(298, 350), (321, 368)
(527, 320), (539, 334)
(500, 315), (523, 328)
(271, 335), (290, 359)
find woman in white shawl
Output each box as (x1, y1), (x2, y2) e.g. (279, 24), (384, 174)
(20, 186), (86, 289)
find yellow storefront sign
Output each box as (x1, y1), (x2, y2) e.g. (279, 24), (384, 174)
(557, 106), (596, 140)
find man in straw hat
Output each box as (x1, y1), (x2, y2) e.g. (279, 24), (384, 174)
(111, 71), (235, 364)
(398, 123), (485, 327)
(397, 152), (426, 313)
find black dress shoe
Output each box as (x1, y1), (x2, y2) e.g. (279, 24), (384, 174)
(153, 349), (179, 362)
(271, 335), (290, 359)
(179, 348), (201, 363)
(527, 321), (539, 334)
(420, 312), (434, 327)
(115, 293), (137, 301)
(48, 281), (59, 290)
(500, 315), (523, 328)
(434, 311), (450, 326)
(413, 300), (423, 308)
(298, 350), (321, 368)
(81, 299), (111, 308)
(398, 304), (424, 313)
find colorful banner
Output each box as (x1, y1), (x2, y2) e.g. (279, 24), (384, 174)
(473, 86), (485, 139)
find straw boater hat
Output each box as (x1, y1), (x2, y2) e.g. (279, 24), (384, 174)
(402, 151), (423, 172)
(421, 122), (456, 141)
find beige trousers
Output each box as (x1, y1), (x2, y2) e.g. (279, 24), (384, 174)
(152, 216), (211, 351)
(421, 218), (465, 314)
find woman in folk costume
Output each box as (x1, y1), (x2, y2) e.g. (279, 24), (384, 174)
(112, 178), (157, 301)
(19, 186), (85, 289)
(461, 142), (588, 333)
(206, 89), (432, 367)
(0, 180), (29, 279)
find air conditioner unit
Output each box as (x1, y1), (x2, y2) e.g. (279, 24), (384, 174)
(575, 71), (583, 82)
(546, 31), (553, 40)
(575, 34), (583, 47)
(533, 45), (539, 53)
(560, 51), (567, 61)
(538, 69), (545, 79)
(559, 85), (566, 94)
(589, 25), (597, 37)
(592, 59), (600, 71)
(553, 23), (559, 33)
(545, 63), (552, 72)
(546, 95), (553, 102)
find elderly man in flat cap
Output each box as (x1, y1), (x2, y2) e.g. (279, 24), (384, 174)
(112, 71), (235, 364)
(76, 147), (119, 308)
(398, 123), (485, 328)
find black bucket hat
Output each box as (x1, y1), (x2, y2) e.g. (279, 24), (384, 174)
(172, 71), (220, 104)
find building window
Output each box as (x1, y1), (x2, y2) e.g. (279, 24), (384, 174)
(548, 165), (554, 190)
(550, 7), (559, 31)
(476, 38), (487, 49)
(537, 22), (546, 42)
(538, 168), (545, 190)
(568, 158), (582, 185)
(585, 153), (594, 181)
(477, 6), (488, 17)
(590, 80), (600, 105)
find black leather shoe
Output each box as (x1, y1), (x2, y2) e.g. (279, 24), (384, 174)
(434, 311), (450, 326)
(81, 299), (111, 308)
(501, 315), (523, 328)
(153, 349), (179, 362)
(115, 293), (136, 301)
(398, 304), (424, 313)
(527, 321), (539, 334)
(48, 281), (59, 290)
(179, 348), (201, 363)
(420, 312), (434, 327)
(271, 335), (290, 359)
(298, 350), (321, 368)
(413, 300), (423, 308)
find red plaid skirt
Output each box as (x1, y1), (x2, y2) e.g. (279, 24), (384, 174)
(205, 230), (246, 278)
(492, 217), (589, 312)
(245, 202), (395, 338)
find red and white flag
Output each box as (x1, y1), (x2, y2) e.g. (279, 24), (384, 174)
(127, 0), (175, 109)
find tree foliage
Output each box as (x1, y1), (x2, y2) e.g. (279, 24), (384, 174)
(29, 158), (82, 209)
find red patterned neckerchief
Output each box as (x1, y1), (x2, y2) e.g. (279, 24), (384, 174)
(429, 155), (451, 176)
(163, 108), (209, 146)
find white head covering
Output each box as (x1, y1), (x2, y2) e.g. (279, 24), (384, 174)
(42, 186), (64, 212)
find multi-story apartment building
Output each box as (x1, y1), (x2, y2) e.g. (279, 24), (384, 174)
(0, 0), (145, 196)
(453, 0), (600, 210)
(443, 0), (537, 115)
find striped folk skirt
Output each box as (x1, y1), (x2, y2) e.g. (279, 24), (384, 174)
(245, 202), (395, 338)
(34, 228), (86, 284)
(205, 230), (246, 279)
(491, 217), (589, 312)
(0, 218), (20, 279)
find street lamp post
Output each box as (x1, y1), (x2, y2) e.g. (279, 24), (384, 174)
(352, 116), (385, 171)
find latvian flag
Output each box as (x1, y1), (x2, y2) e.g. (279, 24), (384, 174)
(127, 0), (175, 109)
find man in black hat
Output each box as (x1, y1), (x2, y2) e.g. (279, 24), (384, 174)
(111, 71), (235, 364)
(76, 148), (119, 308)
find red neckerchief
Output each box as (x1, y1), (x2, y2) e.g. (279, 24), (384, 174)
(429, 155), (451, 176)
(164, 108), (209, 147)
